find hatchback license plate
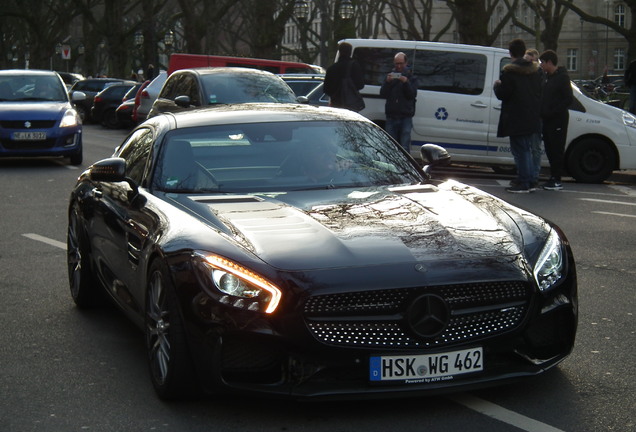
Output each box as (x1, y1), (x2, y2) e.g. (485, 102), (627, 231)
(13, 131), (46, 141)
(370, 347), (483, 382)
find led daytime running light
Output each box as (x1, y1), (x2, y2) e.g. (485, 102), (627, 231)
(204, 255), (281, 313)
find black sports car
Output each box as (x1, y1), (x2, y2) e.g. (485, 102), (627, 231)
(67, 103), (577, 400)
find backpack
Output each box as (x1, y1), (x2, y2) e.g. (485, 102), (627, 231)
(339, 61), (365, 112)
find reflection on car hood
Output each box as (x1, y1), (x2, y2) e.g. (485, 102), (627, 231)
(0, 101), (72, 119)
(167, 180), (546, 272)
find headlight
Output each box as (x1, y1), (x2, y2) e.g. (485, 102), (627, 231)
(533, 230), (564, 292)
(60, 109), (79, 127)
(622, 112), (636, 129)
(197, 253), (281, 314)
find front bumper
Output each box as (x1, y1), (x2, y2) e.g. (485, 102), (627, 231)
(180, 260), (577, 400)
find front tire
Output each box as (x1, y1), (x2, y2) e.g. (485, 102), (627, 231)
(67, 204), (103, 307)
(566, 138), (616, 183)
(145, 260), (199, 400)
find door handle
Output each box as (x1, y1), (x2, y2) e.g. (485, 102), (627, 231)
(470, 102), (488, 108)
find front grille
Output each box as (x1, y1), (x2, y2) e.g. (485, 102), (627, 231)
(304, 281), (530, 349)
(0, 120), (56, 129)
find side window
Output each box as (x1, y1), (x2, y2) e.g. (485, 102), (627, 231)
(414, 49), (488, 95)
(354, 47), (405, 86)
(117, 128), (154, 185)
(183, 75), (201, 105)
(160, 75), (179, 99)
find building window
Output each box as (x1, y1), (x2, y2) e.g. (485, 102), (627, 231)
(614, 47), (626, 70)
(567, 49), (578, 71)
(615, 4), (626, 27)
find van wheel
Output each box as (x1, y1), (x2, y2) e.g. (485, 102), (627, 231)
(566, 138), (616, 183)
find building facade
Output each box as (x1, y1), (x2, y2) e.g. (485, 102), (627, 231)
(284, 0), (629, 81)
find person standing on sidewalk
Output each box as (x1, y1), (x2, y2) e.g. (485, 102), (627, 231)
(539, 50), (573, 190)
(380, 52), (419, 153)
(494, 39), (542, 194)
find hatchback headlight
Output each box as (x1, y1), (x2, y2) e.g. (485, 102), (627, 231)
(60, 109), (80, 127)
(533, 230), (564, 292)
(197, 253), (281, 313)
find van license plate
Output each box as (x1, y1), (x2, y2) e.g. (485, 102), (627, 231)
(370, 347), (483, 382)
(13, 132), (46, 141)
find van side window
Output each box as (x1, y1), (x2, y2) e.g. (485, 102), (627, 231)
(354, 47), (406, 86)
(414, 50), (487, 95)
(353, 47), (487, 95)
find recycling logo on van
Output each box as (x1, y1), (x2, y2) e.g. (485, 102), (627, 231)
(435, 107), (448, 120)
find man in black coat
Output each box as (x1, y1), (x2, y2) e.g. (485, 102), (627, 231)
(539, 50), (573, 190)
(324, 42), (364, 111)
(494, 38), (542, 193)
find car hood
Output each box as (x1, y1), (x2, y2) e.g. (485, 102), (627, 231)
(0, 101), (72, 119)
(167, 181), (548, 271)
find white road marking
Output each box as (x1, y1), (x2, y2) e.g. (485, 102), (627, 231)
(22, 233), (66, 250)
(592, 211), (636, 218)
(579, 198), (636, 206)
(448, 394), (565, 432)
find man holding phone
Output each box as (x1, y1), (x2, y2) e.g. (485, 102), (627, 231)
(380, 52), (419, 153)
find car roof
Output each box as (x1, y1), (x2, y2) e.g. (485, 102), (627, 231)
(173, 67), (281, 77)
(279, 74), (325, 80)
(152, 103), (368, 129)
(0, 69), (59, 77)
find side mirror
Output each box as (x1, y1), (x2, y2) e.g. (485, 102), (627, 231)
(89, 157), (126, 182)
(71, 91), (86, 102)
(89, 157), (140, 197)
(174, 95), (191, 108)
(420, 144), (451, 178)
(296, 95), (309, 104)
(420, 143), (451, 166)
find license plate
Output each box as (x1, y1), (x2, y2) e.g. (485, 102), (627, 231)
(13, 131), (46, 141)
(370, 347), (483, 383)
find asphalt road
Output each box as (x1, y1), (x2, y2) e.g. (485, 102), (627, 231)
(0, 124), (634, 432)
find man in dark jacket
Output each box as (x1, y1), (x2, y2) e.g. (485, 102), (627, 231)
(380, 52), (419, 152)
(494, 38), (542, 193)
(324, 42), (364, 111)
(538, 50), (573, 190)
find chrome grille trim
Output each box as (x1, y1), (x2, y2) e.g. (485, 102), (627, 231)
(304, 281), (530, 348)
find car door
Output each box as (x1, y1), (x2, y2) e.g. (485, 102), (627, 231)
(410, 47), (493, 163)
(87, 127), (155, 313)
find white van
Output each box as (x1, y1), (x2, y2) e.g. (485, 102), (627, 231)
(343, 38), (636, 183)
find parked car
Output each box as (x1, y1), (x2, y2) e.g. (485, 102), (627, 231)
(0, 69), (83, 164)
(116, 83), (146, 128)
(305, 82), (329, 106)
(91, 82), (139, 129)
(148, 67), (298, 118)
(69, 78), (135, 123)
(279, 73), (325, 97)
(56, 71), (85, 90)
(135, 72), (166, 123)
(67, 103), (577, 400)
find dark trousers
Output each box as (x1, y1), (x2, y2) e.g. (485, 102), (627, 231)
(542, 116), (568, 181)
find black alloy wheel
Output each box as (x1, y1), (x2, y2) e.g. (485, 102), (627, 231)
(67, 204), (102, 307)
(145, 260), (199, 400)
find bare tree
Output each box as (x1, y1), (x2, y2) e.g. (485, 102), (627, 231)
(381, 0), (455, 41)
(503, 0), (568, 51)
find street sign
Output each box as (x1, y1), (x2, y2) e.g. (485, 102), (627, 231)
(61, 44), (71, 60)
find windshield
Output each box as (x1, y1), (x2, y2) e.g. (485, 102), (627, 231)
(0, 74), (68, 102)
(200, 73), (297, 104)
(154, 120), (424, 193)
